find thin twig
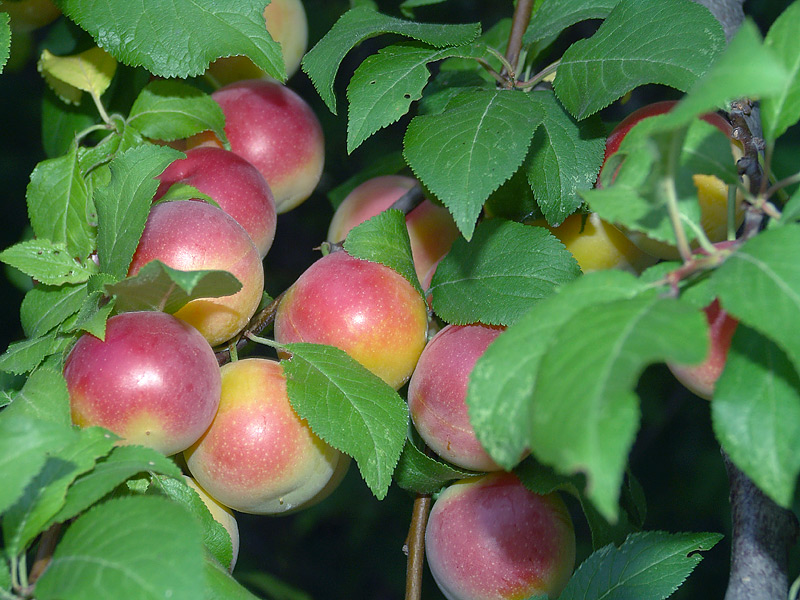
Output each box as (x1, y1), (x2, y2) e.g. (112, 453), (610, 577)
(215, 292), (284, 365)
(502, 0), (534, 85)
(388, 185), (426, 216)
(404, 494), (432, 600)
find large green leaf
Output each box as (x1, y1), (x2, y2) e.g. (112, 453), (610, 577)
(0, 332), (72, 375)
(761, 1), (800, 143)
(712, 326), (800, 508)
(404, 89), (544, 239)
(0, 239), (96, 286)
(280, 343), (408, 500)
(204, 555), (262, 600)
(56, 0), (285, 80)
(35, 496), (205, 600)
(2, 367), (71, 426)
(524, 0), (620, 45)
(429, 219), (580, 326)
(302, 6), (480, 114)
(20, 283), (88, 338)
(0, 12), (9, 74)
(553, 0), (724, 119)
(393, 434), (474, 495)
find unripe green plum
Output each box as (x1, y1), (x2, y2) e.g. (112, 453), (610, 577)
(274, 250), (428, 390)
(408, 323), (506, 471)
(185, 358), (349, 514)
(327, 175), (460, 281)
(64, 311), (221, 456)
(155, 147), (277, 258)
(426, 473), (576, 600)
(184, 476), (240, 572)
(128, 200), (264, 347)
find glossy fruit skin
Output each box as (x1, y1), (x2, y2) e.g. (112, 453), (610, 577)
(426, 473), (576, 600)
(184, 476), (240, 572)
(185, 358), (349, 515)
(274, 250), (428, 390)
(408, 323), (505, 471)
(600, 100), (744, 259)
(64, 311), (221, 456)
(668, 298), (738, 399)
(0, 0), (60, 31)
(205, 0), (308, 84)
(155, 147), (277, 258)
(327, 175), (460, 281)
(128, 200), (264, 347)
(192, 80), (324, 214)
(531, 212), (656, 274)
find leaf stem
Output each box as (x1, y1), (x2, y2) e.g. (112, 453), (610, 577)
(486, 47), (516, 85)
(502, 0), (534, 85)
(516, 60), (560, 89)
(662, 145), (693, 262)
(89, 88), (112, 127)
(245, 332), (283, 351)
(215, 292), (284, 365)
(404, 494), (432, 600)
(765, 171), (800, 200)
(475, 58), (506, 86)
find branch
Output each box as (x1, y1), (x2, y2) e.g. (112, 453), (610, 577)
(404, 494), (432, 600)
(389, 185), (426, 216)
(722, 451), (799, 600)
(215, 292), (284, 365)
(501, 0), (534, 85)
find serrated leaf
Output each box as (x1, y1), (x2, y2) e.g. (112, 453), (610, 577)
(343, 209), (423, 297)
(3, 427), (116, 557)
(26, 143), (94, 259)
(712, 326), (800, 508)
(35, 495), (205, 600)
(761, 1), (800, 142)
(38, 47), (116, 105)
(525, 90), (605, 225)
(404, 89), (544, 239)
(281, 343), (409, 500)
(532, 295), (707, 520)
(302, 6), (480, 114)
(346, 41), (488, 153)
(711, 227), (800, 388)
(128, 80), (229, 145)
(468, 271), (647, 471)
(553, 0), (724, 120)
(56, 0), (285, 80)
(524, 0), (619, 45)
(106, 260), (242, 314)
(20, 283), (88, 338)
(0, 12), (9, 74)
(399, 0), (446, 18)
(559, 531), (722, 599)
(67, 290), (115, 339)
(0, 332), (72, 375)
(0, 239), (95, 285)
(394, 435), (473, 494)
(429, 219), (580, 326)
(95, 145), (183, 279)
(204, 555), (262, 600)
(0, 415), (76, 516)
(54, 445), (182, 525)
(653, 20), (789, 131)
(2, 367), (71, 426)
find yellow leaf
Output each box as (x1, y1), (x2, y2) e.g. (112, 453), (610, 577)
(37, 46), (116, 105)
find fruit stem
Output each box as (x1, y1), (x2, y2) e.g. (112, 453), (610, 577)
(502, 0), (534, 86)
(215, 292), (284, 365)
(404, 493), (432, 600)
(726, 184), (738, 241)
(662, 132), (693, 262)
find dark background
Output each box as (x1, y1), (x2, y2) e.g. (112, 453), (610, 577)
(1, 1), (797, 598)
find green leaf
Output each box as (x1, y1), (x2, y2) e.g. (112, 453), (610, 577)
(711, 228), (800, 393)
(204, 555), (262, 600)
(38, 47), (117, 105)
(42, 88), (98, 158)
(532, 295), (707, 520)
(0, 558), (9, 594)
(0, 415), (76, 516)
(26, 143), (94, 259)
(524, 0), (620, 45)
(553, 0), (725, 119)
(761, 1), (800, 142)
(35, 495), (205, 600)
(404, 89), (544, 239)
(3, 427), (116, 557)
(54, 445), (182, 525)
(525, 90), (606, 225)
(20, 283), (88, 338)
(712, 326), (800, 508)
(0, 332), (72, 375)
(2, 367), (71, 426)
(95, 144), (183, 279)
(468, 271), (648, 472)
(106, 260), (242, 314)
(281, 343), (409, 500)
(343, 209), (423, 297)
(67, 289), (115, 339)
(56, 0), (285, 80)
(775, 187), (800, 227)
(155, 183), (220, 207)
(301, 6), (480, 114)
(558, 531), (723, 599)
(0, 239), (95, 285)
(149, 475), (233, 571)
(399, 0), (446, 18)
(346, 41), (488, 153)
(653, 20), (789, 131)
(0, 12), (9, 74)
(394, 435), (474, 495)
(429, 219), (580, 326)
(128, 80), (229, 145)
